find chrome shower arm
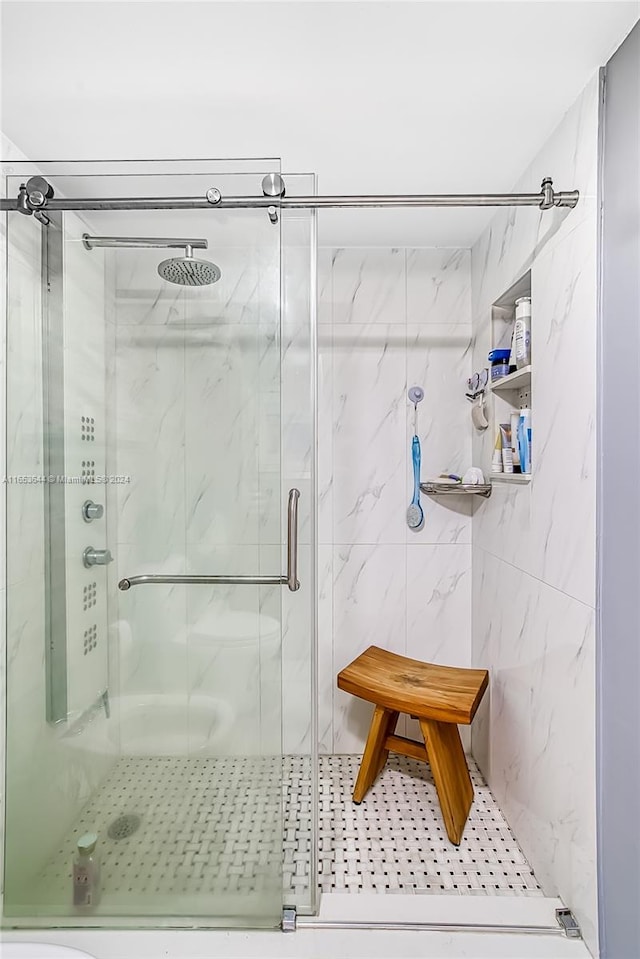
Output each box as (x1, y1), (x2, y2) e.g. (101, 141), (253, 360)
(81, 235), (208, 250)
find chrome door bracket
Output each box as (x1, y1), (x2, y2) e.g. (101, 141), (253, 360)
(555, 908), (581, 938)
(282, 905), (297, 933)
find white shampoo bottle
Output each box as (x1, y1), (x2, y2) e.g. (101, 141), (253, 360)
(73, 832), (101, 910)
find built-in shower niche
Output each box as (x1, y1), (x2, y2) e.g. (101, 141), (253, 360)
(488, 271), (532, 484)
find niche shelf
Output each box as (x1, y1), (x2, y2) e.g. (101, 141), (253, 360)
(489, 364), (531, 393)
(489, 271), (532, 482)
(491, 474), (531, 485)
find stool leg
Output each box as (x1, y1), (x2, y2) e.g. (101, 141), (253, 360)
(419, 719), (473, 845)
(375, 709), (399, 778)
(353, 705), (394, 804)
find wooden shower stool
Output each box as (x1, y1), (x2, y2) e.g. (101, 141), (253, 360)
(337, 646), (489, 846)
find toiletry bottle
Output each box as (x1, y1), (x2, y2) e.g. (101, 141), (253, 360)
(518, 409), (532, 474)
(508, 324), (518, 372)
(491, 429), (503, 473)
(514, 297), (531, 369)
(510, 410), (522, 472)
(500, 424), (514, 473)
(73, 832), (101, 909)
(488, 349), (511, 382)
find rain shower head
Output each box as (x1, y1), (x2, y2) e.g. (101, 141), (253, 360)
(82, 234), (221, 287)
(157, 246), (221, 287)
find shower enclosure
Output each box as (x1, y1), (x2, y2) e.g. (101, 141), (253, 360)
(2, 160), (317, 927)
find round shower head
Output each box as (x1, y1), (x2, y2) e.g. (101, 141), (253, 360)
(157, 246), (221, 287)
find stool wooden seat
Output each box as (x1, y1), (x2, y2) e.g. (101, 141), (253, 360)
(337, 646), (488, 845)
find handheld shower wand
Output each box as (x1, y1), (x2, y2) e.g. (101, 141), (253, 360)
(406, 387), (425, 530)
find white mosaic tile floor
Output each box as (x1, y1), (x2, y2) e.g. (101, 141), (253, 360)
(318, 755), (542, 896)
(35, 754), (541, 909)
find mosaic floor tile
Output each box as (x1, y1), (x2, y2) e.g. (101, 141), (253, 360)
(35, 754), (541, 906)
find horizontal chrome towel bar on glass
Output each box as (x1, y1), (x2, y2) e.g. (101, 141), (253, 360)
(118, 488), (300, 593)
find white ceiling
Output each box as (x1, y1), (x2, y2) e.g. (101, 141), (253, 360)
(1, 1), (638, 247)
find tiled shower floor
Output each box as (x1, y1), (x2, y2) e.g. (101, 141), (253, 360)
(318, 755), (541, 896)
(35, 754), (541, 906)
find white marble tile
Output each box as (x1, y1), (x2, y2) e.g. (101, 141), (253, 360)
(473, 557), (538, 848)
(115, 542), (188, 705)
(407, 248), (471, 325)
(183, 323), (261, 547)
(332, 323), (406, 546)
(317, 545), (334, 754)
(182, 245), (266, 327)
(406, 323), (473, 544)
(529, 224), (596, 607)
(257, 470), (281, 548)
(404, 544), (472, 742)
(472, 479), (534, 573)
(282, 349), (312, 481)
(317, 247), (332, 325)
(468, 80), (600, 952)
(115, 248), (186, 326)
(114, 324), (186, 557)
(332, 544), (406, 754)
(469, 546), (499, 776)
(405, 545), (472, 666)
(470, 548), (597, 946)
(317, 323), (333, 546)
(471, 75), (599, 321)
(257, 313), (280, 397)
(183, 545), (263, 757)
(282, 240), (313, 483)
(524, 582), (596, 947)
(332, 248), (406, 325)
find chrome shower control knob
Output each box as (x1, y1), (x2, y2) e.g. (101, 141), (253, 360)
(83, 546), (113, 568)
(82, 500), (104, 523)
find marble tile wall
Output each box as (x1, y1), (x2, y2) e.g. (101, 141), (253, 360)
(318, 247), (474, 754)
(113, 206), (316, 761)
(470, 75), (600, 955)
(113, 241), (276, 756)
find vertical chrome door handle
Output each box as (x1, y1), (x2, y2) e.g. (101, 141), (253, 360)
(287, 488), (300, 592)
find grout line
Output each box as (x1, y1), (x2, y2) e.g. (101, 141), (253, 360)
(471, 544), (596, 611)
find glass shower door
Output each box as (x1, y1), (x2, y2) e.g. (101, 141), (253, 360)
(2, 161), (305, 927)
